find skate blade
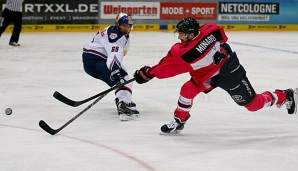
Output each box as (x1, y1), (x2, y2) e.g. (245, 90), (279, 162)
(294, 88), (298, 114)
(119, 114), (139, 121)
(159, 130), (181, 135)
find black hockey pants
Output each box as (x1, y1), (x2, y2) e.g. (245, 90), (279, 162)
(211, 52), (256, 106)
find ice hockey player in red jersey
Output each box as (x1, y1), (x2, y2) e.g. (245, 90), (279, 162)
(133, 17), (298, 134)
(82, 13), (139, 121)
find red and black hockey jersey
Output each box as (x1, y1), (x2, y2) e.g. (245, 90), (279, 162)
(149, 22), (229, 88)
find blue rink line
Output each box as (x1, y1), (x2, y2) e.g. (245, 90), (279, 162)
(229, 41), (298, 54)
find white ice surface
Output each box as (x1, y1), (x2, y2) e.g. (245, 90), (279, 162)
(0, 31), (298, 171)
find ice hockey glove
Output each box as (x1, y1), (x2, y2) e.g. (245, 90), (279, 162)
(111, 68), (126, 84)
(134, 66), (155, 84)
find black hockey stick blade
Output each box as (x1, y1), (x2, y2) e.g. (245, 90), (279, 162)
(39, 120), (58, 135)
(39, 93), (107, 135)
(53, 78), (136, 107)
(53, 91), (77, 106)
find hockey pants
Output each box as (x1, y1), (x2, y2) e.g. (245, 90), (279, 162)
(174, 52), (287, 122)
(82, 52), (134, 102)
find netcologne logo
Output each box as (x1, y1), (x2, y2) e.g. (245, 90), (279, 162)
(219, 2), (279, 14)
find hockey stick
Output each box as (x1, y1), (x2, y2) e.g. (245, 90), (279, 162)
(39, 93), (107, 135)
(39, 78), (135, 135)
(53, 78), (135, 107)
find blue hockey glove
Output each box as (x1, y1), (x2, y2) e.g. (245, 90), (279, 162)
(111, 68), (127, 84)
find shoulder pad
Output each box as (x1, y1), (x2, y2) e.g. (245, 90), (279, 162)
(107, 26), (124, 43)
(200, 22), (218, 32)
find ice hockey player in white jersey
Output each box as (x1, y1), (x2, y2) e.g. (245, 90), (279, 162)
(82, 13), (139, 121)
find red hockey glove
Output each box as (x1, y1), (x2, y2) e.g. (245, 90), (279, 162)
(134, 66), (155, 84)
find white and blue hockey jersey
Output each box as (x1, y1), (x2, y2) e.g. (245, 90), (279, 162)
(83, 26), (130, 71)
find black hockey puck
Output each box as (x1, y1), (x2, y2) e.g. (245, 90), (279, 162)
(5, 108), (12, 115)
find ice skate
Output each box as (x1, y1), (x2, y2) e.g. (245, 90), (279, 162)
(160, 114), (191, 135)
(276, 88), (298, 114)
(115, 98), (139, 121)
(9, 42), (20, 47)
(283, 88), (298, 114)
(160, 120), (185, 135)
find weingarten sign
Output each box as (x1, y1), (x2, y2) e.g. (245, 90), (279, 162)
(100, 1), (160, 19)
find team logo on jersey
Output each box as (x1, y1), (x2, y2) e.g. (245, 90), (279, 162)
(109, 33), (118, 39)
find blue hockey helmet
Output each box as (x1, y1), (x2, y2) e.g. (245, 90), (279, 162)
(115, 13), (133, 29)
(175, 17), (200, 36)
